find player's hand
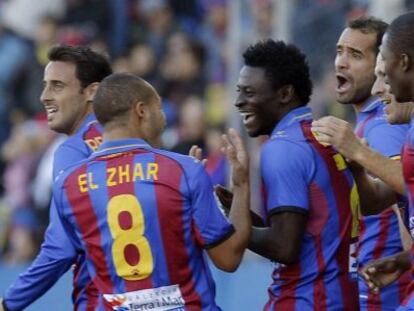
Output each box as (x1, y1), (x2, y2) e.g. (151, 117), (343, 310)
(0, 298), (5, 311)
(221, 128), (249, 187)
(360, 253), (409, 293)
(189, 145), (207, 166)
(311, 116), (363, 161)
(214, 184), (233, 215)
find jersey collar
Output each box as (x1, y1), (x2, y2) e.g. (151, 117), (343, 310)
(271, 106), (312, 137)
(94, 138), (151, 156)
(359, 96), (382, 113)
(77, 113), (98, 133)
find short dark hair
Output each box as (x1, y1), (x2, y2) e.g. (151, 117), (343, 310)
(386, 12), (414, 57)
(48, 45), (112, 89)
(348, 16), (388, 54)
(94, 73), (157, 125)
(242, 39), (312, 105)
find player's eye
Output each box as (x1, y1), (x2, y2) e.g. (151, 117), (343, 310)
(53, 83), (65, 91)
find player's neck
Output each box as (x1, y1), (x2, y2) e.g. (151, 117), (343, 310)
(102, 126), (147, 143)
(352, 96), (374, 114)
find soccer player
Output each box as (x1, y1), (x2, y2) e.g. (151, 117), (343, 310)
(360, 12), (414, 310)
(0, 45), (112, 310)
(312, 17), (411, 310)
(50, 73), (251, 310)
(223, 39), (359, 310)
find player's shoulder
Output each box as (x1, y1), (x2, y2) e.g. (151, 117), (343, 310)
(54, 157), (89, 188)
(264, 128), (312, 156)
(366, 108), (408, 137)
(56, 135), (89, 153)
(151, 148), (204, 172)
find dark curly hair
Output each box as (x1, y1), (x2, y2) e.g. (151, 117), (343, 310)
(48, 45), (112, 89)
(242, 39), (312, 105)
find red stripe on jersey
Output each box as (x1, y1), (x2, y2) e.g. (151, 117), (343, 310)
(273, 264), (302, 311)
(106, 150), (153, 292)
(357, 218), (366, 259)
(371, 208), (392, 259)
(309, 183), (328, 310)
(83, 121), (102, 152)
(301, 121), (359, 310)
(64, 165), (114, 304)
(153, 154), (202, 308)
(261, 177), (269, 226)
(85, 278), (99, 311)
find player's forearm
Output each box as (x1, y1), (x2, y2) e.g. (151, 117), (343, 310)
(3, 255), (74, 310)
(353, 145), (405, 195)
(208, 183), (251, 272)
(352, 165), (399, 215)
(228, 184), (251, 257)
(250, 210), (265, 227)
(394, 250), (412, 271)
(392, 206), (413, 251)
(248, 227), (299, 265)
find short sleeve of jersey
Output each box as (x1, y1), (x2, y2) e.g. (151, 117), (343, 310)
(186, 161), (234, 249)
(262, 139), (314, 217)
(366, 122), (407, 158)
(53, 138), (89, 178)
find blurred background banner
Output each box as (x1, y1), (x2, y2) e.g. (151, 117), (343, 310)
(0, 0), (412, 309)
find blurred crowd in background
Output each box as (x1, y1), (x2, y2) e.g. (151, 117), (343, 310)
(0, 0), (413, 265)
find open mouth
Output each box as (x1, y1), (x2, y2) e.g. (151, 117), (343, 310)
(336, 73), (351, 93)
(239, 112), (256, 126)
(381, 97), (392, 105)
(45, 106), (58, 120)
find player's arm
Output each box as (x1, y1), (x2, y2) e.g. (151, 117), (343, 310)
(350, 164), (398, 215)
(312, 116), (403, 214)
(249, 211), (307, 264)
(246, 140), (312, 264)
(312, 116), (405, 195)
(206, 129), (251, 272)
(1, 201), (77, 311)
(215, 185), (265, 227)
(190, 145), (264, 227)
(360, 250), (411, 293)
(1, 144), (86, 310)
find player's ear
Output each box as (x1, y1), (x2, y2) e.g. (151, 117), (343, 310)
(278, 85), (295, 105)
(401, 53), (411, 72)
(133, 101), (147, 119)
(85, 82), (100, 102)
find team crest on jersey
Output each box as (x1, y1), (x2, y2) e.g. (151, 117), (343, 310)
(103, 285), (185, 311)
(105, 295), (128, 310)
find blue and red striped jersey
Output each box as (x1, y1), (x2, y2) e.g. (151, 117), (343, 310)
(53, 138), (234, 310)
(400, 117), (414, 309)
(261, 107), (359, 310)
(354, 97), (411, 310)
(4, 114), (102, 311)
